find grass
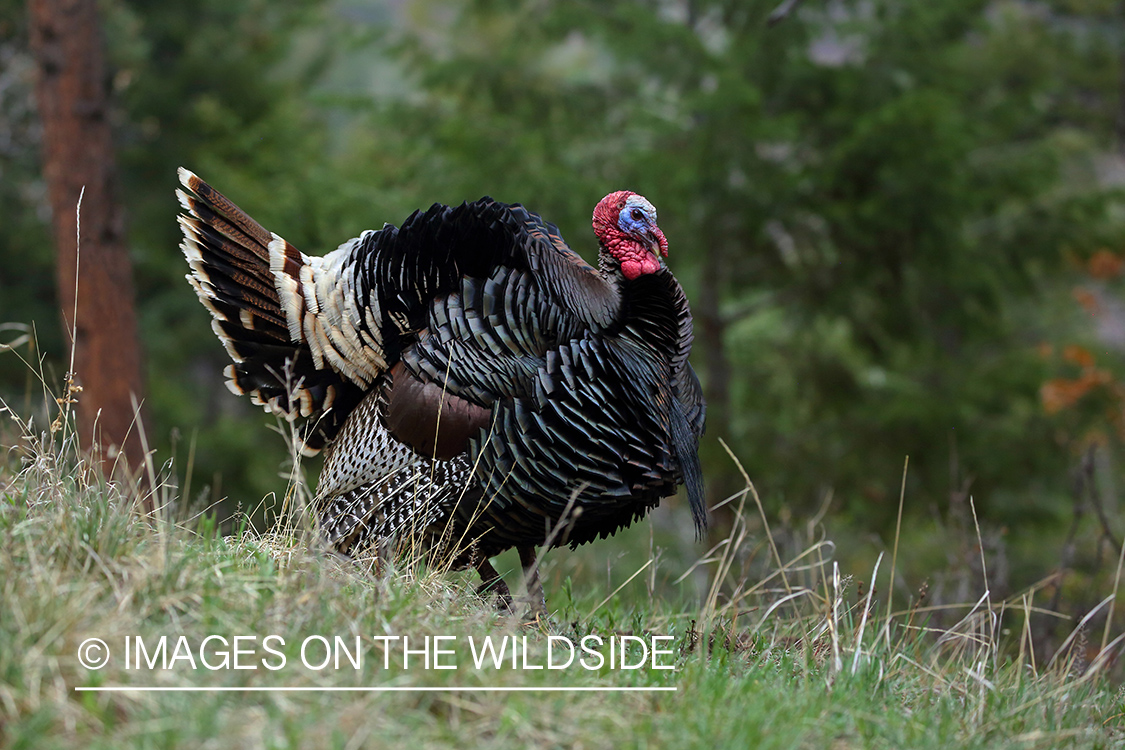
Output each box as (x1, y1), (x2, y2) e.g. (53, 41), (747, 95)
(2, 398), (1125, 750)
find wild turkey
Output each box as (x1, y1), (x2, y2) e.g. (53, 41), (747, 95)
(176, 168), (705, 614)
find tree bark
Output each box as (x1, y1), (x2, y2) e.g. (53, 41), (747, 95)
(28, 0), (148, 480)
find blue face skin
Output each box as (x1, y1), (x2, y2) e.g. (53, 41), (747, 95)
(617, 198), (657, 239)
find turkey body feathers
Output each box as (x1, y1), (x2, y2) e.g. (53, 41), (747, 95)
(177, 167), (705, 582)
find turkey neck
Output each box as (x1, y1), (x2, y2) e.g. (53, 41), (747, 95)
(595, 245), (691, 359)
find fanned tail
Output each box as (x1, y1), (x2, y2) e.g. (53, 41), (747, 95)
(177, 167), (361, 454)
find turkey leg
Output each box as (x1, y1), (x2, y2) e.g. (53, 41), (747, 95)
(476, 558), (513, 611)
(518, 546), (548, 621)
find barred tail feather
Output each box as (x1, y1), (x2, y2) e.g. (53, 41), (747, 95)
(268, 233), (388, 387)
(177, 167), (362, 455)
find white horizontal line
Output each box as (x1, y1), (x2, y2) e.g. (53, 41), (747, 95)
(74, 686), (676, 693)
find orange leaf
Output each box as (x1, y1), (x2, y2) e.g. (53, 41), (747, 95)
(1072, 287), (1100, 316)
(1088, 249), (1123, 279)
(1063, 344), (1095, 368)
(1041, 378), (1086, 413)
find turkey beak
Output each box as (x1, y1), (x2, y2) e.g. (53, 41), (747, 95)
(647, 227), (669, 259)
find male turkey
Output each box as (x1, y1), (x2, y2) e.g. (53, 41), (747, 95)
(176, 168), (705, 614)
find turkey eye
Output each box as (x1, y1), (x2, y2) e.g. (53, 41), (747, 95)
(630, 208), (644, 221)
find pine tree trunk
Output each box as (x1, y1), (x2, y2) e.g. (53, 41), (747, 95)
(28, 0), (148, 482)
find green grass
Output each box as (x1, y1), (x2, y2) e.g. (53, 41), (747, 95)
(2, 416), (1125, 749)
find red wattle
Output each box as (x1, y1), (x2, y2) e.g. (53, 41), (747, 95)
(620, 254), (661, 280)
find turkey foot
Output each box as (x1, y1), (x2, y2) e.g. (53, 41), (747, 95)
(476, 558), (513, 612)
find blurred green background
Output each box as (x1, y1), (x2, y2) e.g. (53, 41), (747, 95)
(4, 0), (1125, 616)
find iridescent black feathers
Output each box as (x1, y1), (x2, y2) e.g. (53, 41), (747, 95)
(178, 168), (706, 609)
